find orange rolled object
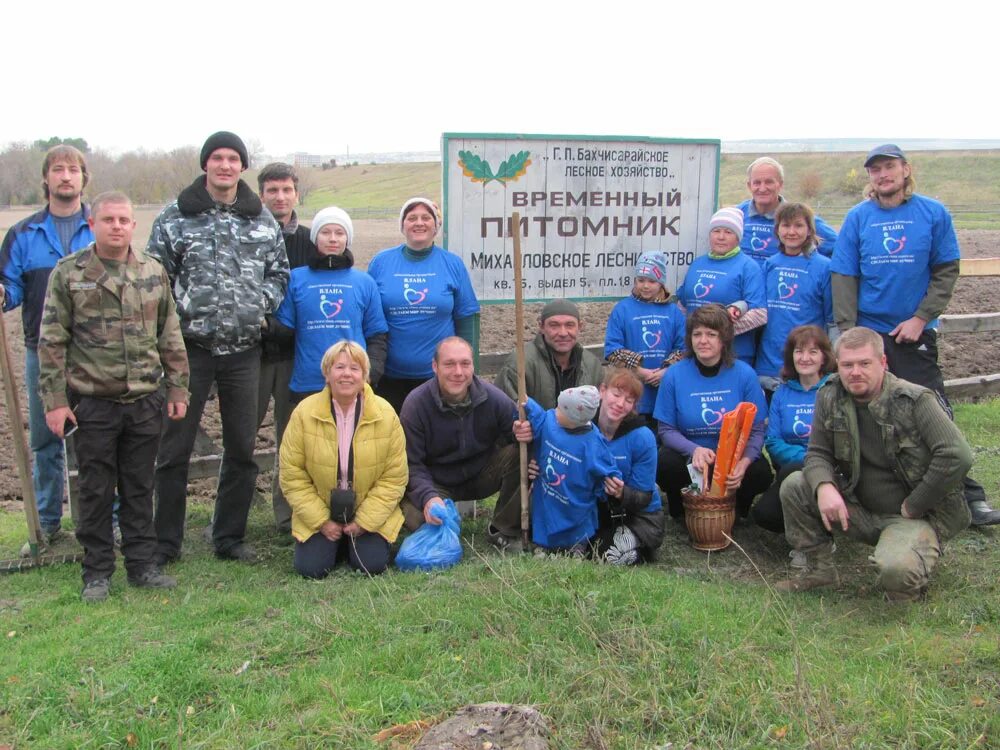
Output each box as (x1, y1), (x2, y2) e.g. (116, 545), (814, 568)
(708, 402), (757, 497)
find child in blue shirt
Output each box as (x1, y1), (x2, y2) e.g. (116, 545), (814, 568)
(605, 251), (686, 419)
(524, 386), (621, 554)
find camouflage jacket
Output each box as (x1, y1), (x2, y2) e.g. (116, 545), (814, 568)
(803, 372), (972, 540)
(37, 244), (189, 411)
(146, 176), (289, 356)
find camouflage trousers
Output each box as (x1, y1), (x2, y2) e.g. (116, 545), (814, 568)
(781, 471), (941, 598)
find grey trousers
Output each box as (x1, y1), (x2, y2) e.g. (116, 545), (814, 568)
(781, 471), (941, 597)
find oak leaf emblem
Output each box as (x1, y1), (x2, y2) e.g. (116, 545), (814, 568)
(458, 150), (532, 185)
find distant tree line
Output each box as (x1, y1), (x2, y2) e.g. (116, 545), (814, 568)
(1, 138), (202, 206)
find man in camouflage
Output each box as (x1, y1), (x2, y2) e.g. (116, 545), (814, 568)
(38, 191), (189, 602)
(147, 131), (289, 564)
(777, 327), (972, 602)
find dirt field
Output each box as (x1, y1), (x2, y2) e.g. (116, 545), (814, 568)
(0, 206), (997, 506)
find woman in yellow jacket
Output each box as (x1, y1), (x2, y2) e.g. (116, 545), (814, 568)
(280, 340), (407, 577)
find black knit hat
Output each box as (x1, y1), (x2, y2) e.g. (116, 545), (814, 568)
(200, 131), (249, 170)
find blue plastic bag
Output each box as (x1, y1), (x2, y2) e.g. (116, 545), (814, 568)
(395, 498), (463, 572)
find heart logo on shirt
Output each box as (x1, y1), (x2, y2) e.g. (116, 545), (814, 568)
(403, 283), (429, 305)
(693, 281), (714, 299)
(750, 234), (771, 252)
(792, 416), (812, 438)
(882, 234), (907, 255)
(544, 458), (566, 487)
(319, 295), (343, 318)
(778, 282), (798, 300)
(701, 404), (725, 426)
(642, 327), (662, 349)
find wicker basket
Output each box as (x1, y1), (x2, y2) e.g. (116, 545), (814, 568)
(681, 488), (736, 551)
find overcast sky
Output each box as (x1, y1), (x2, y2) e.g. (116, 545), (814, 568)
(3, 0), (990, 157)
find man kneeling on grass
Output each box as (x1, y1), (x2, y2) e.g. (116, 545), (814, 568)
(777, 326), (971, 602)
(38, 192), (189, 602)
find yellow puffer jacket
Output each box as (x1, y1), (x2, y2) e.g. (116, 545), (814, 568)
(280, 383), (407, 543)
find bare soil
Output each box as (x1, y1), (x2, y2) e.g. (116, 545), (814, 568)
(1, 212), (997, 507)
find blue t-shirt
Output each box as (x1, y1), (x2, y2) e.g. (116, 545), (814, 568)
(755, 252), (833, 378)
(652, 358), (767, 450)
(677, 252), (765, 363)
(764, 375), (830, 468)
(275, 266), (388, 393)
(831, 195), (960, 333)
(604, 296), (686, 414)
(606, 425), (662, 514)
(367, 244), (480, 379)
(525, 398), (621, 549)
(737, 198), (839, 266)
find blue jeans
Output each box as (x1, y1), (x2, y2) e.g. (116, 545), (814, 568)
(26, 348), (65, 532)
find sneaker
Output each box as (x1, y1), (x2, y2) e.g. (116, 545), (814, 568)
(486, 525), (523, 554)
(81, 578), (110, 602)
(128, 567), (177, 589)
(20, 527), (62, 557)
(216, 543), (258, 563)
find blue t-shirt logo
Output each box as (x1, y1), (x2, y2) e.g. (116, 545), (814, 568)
(777, 275), (798, 300)
(319, 294), (343, 318)
(403, 282), (429, 305)
(750, 232), (772, 253)
(693, 278), (714, 299)
(701, 398), (726, 427)
(882, 228), (907, 255)
(792, 413), (812, 438)
(544, 456), (567, 488)
(642, 325), (662, 349)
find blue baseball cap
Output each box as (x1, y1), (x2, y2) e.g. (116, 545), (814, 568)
(864, 144), (906, 168)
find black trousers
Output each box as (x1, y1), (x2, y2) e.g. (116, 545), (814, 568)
(375, 375), (429, 415)
(656, 446), (773, 518)
(881, 330), (987, 506)
(73, 392), (163, 583)
(293, 531), (390, 578)
(751, 461), (802, 533)
(155, 344), (260, 560)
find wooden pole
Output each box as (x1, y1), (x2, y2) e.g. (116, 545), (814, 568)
(511, 211), (531, 550)
(0, 308), (43, 561)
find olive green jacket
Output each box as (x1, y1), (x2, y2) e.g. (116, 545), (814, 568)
(494, 333), (604, 410)
(38, 244), (189, 411)
(803, 372), (972, 540)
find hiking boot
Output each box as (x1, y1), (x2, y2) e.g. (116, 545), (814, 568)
(154, 551), (179, 567)
(81, 578), (110, 602)
(775, 552), (839, 593)
(128, 567), (178, 589)
(20, 527), (62, 557)
(788, 549), (808, 570)
(216, 543), (258, 563)
(969, 500), (1000, 526)
(487, 525), (523, 554)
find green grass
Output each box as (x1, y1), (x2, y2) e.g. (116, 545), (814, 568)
(2, 402), (999, 749)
